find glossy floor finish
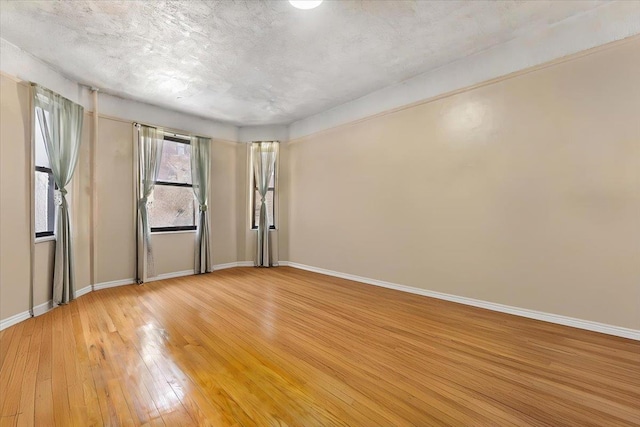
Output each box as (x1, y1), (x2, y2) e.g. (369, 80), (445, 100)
(1, 267), (639, 426)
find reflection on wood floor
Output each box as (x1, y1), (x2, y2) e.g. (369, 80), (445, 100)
(1, 267), (639, 426)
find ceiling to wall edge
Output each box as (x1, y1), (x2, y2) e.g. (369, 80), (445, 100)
(1, 0), (639, 143)
(0, 38), (239, 142)
(287, 1), (640, 140)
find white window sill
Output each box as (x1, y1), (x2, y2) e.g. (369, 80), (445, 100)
(35, 235), (56, 244)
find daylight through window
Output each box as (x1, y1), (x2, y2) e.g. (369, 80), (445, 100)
(148, 135), (197, 232)
(34, 110), (55, 238)
(251, 152), (277, 230)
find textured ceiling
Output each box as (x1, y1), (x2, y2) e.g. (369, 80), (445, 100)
(0, 0), (608, 125)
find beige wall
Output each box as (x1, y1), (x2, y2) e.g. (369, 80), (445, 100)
(91, 118), (244, 281)
(33, 241), (54, 307)
(236, 143), (252, 262)
(95, 117), (136, 283)
(152, 232), (195, 275)
(0, 74), (30, 320)
(287, 40), (640, 329)
(0, 76), (242, 323)
(3, 40), (637, 332)
(278, 142), (290, 262)
(72, 111), (92, 292)
(210, 140), (238, 265)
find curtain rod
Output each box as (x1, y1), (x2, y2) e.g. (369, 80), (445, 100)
(30, 82), (81, 106)
(133, 122), (208, 140)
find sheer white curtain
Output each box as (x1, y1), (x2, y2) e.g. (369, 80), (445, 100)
(190, 136), (211, 274)
(252, 142), (278, 267)
(33, 84), (84, 305)
(136, 125), (163, 283)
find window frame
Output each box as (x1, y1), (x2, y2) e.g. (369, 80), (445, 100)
(34, 165), (56, 238)
(34, 107), (56, 239)
(249, 144), (278, 231)
(149, 134), (197, 233)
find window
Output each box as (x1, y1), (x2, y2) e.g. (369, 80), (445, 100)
(34, 111), (55, 238)
(148, 135), (196, 232)
(251, 152), (277, 230)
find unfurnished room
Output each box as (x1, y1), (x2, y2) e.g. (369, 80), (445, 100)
(0, 0), (639, 425)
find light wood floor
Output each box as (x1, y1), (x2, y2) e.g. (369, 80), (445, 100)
(1, 267), (638, 426)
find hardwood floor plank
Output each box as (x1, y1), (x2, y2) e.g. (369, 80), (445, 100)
(0, 415), (16, 427)
(1, 321), (31, 417)
(49, 307), (71, 426)
(16, 315), (44, 427)
(159, 276), (396, 425)
(0, 323), (23, 413)
(160, 276), (448, 424)
(34, 378), (54, 424)
(101, 287), (199, 425)
(70, 298), (102, 427)
(1, 267), (638, 426)
(0, 326), (16, 373)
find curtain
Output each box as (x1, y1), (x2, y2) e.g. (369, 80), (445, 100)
(252, 142), (278, 267)
(136, 125), (163, 282)
(190, 136), (211, 274)
(33, 84), (84, 305)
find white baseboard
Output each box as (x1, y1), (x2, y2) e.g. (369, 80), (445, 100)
(147, 262), (255, 279)
(75, 285), (92, 298)
(146, 270), (194, 283)
(0, 310), (31, 331)
(33, 300), (54, 317)
(0, 264), (242, 330)
(281, 261), (640, 341)
(94, 278), (135, 290)
(141, 261), (257, 281)
(236, 261), (255, 267)
(212, 261), (254, 270)
(5, 261), (634, 341)
(212, 262), (241, 270)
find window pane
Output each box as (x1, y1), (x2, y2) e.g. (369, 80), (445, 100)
(35, 170), (53, 234)
(34, 110), (50, 168)
(268, 170), (275, 188)
(149, 185), (195, 228)
(157, 140), (191, 184)
(254, 189), (274, 228)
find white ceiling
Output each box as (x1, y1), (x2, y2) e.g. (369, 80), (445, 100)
(0, 0), (619, 126)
